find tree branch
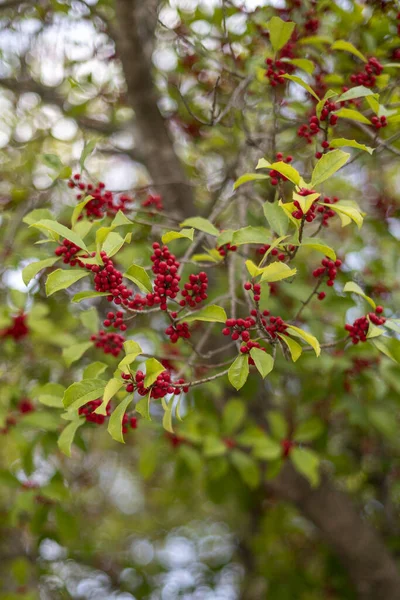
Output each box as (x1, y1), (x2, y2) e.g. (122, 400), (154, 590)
(113, 0), (196, 217)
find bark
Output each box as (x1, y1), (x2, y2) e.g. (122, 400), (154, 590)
(113, 0), (195, 217)
(113, 3), (400, 598)
(270, 464), (400, 600)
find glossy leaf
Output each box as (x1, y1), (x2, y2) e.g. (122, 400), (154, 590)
(45, 269), (89, 297)
(184, 304), (227, 324)
(124, 264), (152, 293)
(228, 354), (249, 391)
(250, 348), (274, 378)
(311, 150), (350, 187)
(107, 396), (133, 443)
(180, 217), (219, 236)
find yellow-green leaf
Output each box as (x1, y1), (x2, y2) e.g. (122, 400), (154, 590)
(30, 219), (89, 252)
(233, 173), (270, 190)
(256, 158), (271, 170)
(286, 325), (321, 356)
(334, 108), (371, 124)
(249, 348), (274, 378)
(290, 447), (320, 487)
(331, 40), (367, 63)
(268, 16), (295, 53)
(136, 392), (151, 420)
(337, 86), (376, 102)
(311, 150), (350, 187)
(45, 269), (89, 297)
(162, 228), (194, 244)
(95, 377), (125, 416)
(124, 264), (152, 293)
(343, 281), (376, 309)
(144, 358), (165, 387)
(71, 196), (93, 227)
(278, 334), (302, 362)
(260, 262), (297, 283)
(269, 161), (302, 185)
(180, 217), (219, 236)
(263, 201), (289, 236)
(232, 226), (270, 246)
(57, 419), (85, 457)
(300, 238), (336, 260)
(282, 74), (320, 101)
(62, 341), (92, 367)
(22, 257), (59, 286)
(184, 304), (227, 324)
(107, 396), (133, 443)
(329, 138), (374, 155)
(228, 354), (249, 391)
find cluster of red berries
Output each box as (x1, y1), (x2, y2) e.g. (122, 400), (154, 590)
(122, 369), (189, 399)
(371, 115), (387, 130)
(270, 153), (293, 186)
(1, 314), (29, 340)
(244, 281), (263, 302)
(259, 312), (288, 339)
(142, 194), (163, 212)
(222, 317), (256, 341)
(103, 310), (127, 332)
(165, 321), (191, 344)
(147, 243), (181, 311)
(91, 253), (134, 307)
(313, 257), (342, 300)
(319, 100), (338, 126)
(68, 174), (132, 219)
(292, 188), (318, 221)
(304, 15), (319, 33)
(292, 190), (338, 225)
(179, 272), (208, 307)
(297, 115), (320, 143)
(345, 306), (385, 344)
(218, 243), (237, 257)
(55, 238), (82, 265)
(79, 399), (111, 424)
(350, 57), (383, 88)
(90, 330), (125, 356)
(264, 57), (294, 86)
(281, 439), (295, 458)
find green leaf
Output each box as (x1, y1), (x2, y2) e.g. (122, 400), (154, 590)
(228, 354), (249, 391)
(118, 340), (143, 369)
(23, 208), (54, 225)
(343, 281), (375, 309)
(282, 58), (315, 74)
(71, 196), (93, 227)
(316, 90), (338, 119)
(233, 173), (269, 190)
(282, 74), (320, 101)
(325, 203), (363, 229)
(161, 397), (174, 433)
(102, 231), (130, 258)
(294, 418), (324, 442)
(178, 446), (203, 473)
(45, 269), (89, 297)
(203, 436), (227, 457)
(337, 86), (376, 102)
(72, 290), (109, 303)
(334, 108), (371, 124)
(95, 377), (125, 416)
(19, 411), (60, 431)
(107, 396), (133, 443)
(368, 408), (397, 440)
(256, 158), (271, 170)
(161, 228), (194, 244)
(245, 260), (264, 278)
(331, 40), (367, 63)
(30, 219), (88, 252)
(232, 226), (270, 246)
(58, 419), (85, 457)
(136, 392), (151, 420)
(42, 153), (63, 170)
(267, 410), (288, 440)
(144, 358), (165, 387)
(80, 139), (97, 168)
(260, 262), (297, 283)
(278, 333), (302, 362)
(263, 201), (289, 236)
(79, 307), (99, 334)
(250, 348), (274, 378)
(292, 191), (320, 214)
(222, 399), (247, 435)
(184, 304), (227, 324)
(268, 16), (295, 53)
(329, 138), (374, 154)
(231, 450), (260, 488)
(300, 238), (336, 260)
(311, 150), (350, 187)
(180, 217), (219, 236)
(269, 161), (302, 185)
(124, 264), (152, 293)
(286, 325), (321, 356)
(62, 341), (93, 367)
(251, 435), (282, 460)
(22, 257), (59, 286)
(290, 447), (320, 487)
(83, 362), (107, 379)
(63, 379), (106, 411)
